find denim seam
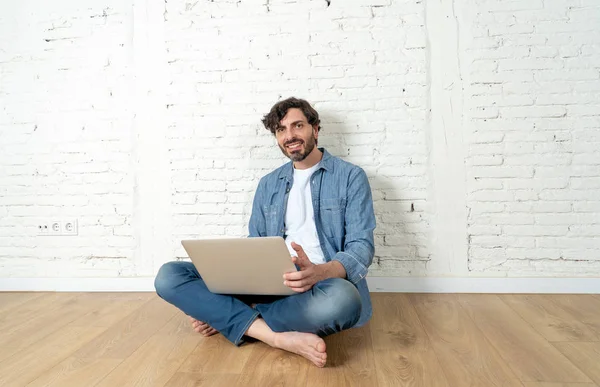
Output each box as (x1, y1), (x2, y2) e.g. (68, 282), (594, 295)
(234, 309), (261, 346)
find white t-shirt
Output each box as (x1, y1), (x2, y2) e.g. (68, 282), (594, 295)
(284, 162), (326, 265)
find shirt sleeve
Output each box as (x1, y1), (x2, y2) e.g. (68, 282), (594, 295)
(248, 178), (267, 237)
(332, 167), (376, 284)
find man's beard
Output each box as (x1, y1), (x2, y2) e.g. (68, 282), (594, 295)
(279, 135), (317, 162)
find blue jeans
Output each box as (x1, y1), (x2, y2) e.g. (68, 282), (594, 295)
(154, 261), (362, 346)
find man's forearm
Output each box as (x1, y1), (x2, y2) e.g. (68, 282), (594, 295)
(319, 260), (347, 281)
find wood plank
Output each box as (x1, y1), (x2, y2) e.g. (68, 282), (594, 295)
(501, 295), (600, 342)
(26, 313), (195, 387)
(0, 326), (105, 386)
(523, 383), (597, 387)
(305, 325), (377, 387)
(164, 373), (241, 387)
(156, 312), (198, 337)
(236, 341), (309, 387)
(458, 294), (591, 383)
(0, 292), (45, 314)
(411, 294), (523, 387)
(0, 292), (80, 332)
(0, 293), (110, 363)
(26, 357), (122, 387)
(71, 296), (178, 359)
(370, 293), (450, 387)
(554, 342), (600, 386)
(94, 333), (201, 387)
(179, 333), (255, 374)
(546, 295), (600, 339)
(69, 292), (154, 328)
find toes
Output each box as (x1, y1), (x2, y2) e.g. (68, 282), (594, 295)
(316, 341), (326, 353)
(312, 357), (326, 367)
(204, 328), (218, 337)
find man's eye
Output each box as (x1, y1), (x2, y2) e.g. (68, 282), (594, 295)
(296, 123), (303, 128)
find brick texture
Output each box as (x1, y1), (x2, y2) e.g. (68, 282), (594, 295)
(164, 0), (431, 275)
(463, 0), (600, 274)
(0, 1), (136, 277)
(0, 0), (598, 279)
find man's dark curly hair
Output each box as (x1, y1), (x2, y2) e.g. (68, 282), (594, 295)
(261, 97), (321, 135)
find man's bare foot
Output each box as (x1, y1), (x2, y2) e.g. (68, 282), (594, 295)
(273, 331), (327, 368)
(189, 316), (218, 337)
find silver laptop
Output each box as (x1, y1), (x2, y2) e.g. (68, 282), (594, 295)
(181, 236), (297, 296)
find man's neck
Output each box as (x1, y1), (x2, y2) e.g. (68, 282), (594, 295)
(293, 147), (323, 170)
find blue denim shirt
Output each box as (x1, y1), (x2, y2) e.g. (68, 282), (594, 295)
(248, 148), (376, 327)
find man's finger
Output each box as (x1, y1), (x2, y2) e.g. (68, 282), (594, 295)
(291, 242), (309, 260)
(284, 279), (308, 288)
(292, 254), (311, 269)
(291, 285), (311, 293)
(284, 270), (309, 281)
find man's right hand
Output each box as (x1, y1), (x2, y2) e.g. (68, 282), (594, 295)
(189, 316), (218, 337)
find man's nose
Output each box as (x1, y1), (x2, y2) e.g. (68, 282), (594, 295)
(281, 127), (293, 141)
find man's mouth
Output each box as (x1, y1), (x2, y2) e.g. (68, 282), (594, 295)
(286, 141), (303, 151)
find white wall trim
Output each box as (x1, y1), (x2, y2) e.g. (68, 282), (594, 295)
(367, 277), (600, 293)
(1, 277), (599, 293)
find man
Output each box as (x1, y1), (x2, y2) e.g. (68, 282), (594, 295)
(154, 97), (376, 367)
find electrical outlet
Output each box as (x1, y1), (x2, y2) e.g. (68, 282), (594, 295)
(37, 224), (50, 235)
(37, 219), (78, 236)
(63, 219), (78, 236)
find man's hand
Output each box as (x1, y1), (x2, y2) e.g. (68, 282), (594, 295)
(283, 242), (322, 293)
(283, 242), (347, 293)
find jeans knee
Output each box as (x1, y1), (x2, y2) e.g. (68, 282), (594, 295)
(308, 278), (362, 328)
(154, 261), (188, 299)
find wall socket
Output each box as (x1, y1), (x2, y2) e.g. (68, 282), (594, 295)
(37, 219), (78, 236)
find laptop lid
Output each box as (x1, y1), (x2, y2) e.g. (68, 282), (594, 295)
(181, 236), (297, 296)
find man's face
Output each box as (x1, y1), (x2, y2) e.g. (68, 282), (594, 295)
(275, 108), (318, 162)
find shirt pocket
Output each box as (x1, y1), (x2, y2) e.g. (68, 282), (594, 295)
(263, 204), (279, 235)
(319, 198), (346, 238)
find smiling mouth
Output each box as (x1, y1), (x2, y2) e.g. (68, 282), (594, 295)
(286, 141), (303, 151)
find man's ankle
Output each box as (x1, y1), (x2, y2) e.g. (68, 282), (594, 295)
(270, 331), (282, 348)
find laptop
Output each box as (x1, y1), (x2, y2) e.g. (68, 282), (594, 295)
(181, 236), (297, 296)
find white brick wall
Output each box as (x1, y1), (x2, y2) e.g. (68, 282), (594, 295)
(0, 0), (598, 280)
(164, 0), (431, 276)
(463, 0), (600, 274)
(0, 1), (137, 277)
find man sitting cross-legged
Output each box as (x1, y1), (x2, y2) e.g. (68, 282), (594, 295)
(154, 97), (376, 367)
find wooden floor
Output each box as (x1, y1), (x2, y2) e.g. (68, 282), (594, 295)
(0, 293), (599, 387)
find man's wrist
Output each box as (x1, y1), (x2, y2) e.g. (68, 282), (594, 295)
(319, 260), (347, 281)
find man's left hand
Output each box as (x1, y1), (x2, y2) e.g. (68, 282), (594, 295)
(283, 242), (324, 293)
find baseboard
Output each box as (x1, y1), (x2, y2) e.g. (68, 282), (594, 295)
(366, 277), (600, 293)
(0, 277), (157, 292)
(1, 276), (599, 293)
